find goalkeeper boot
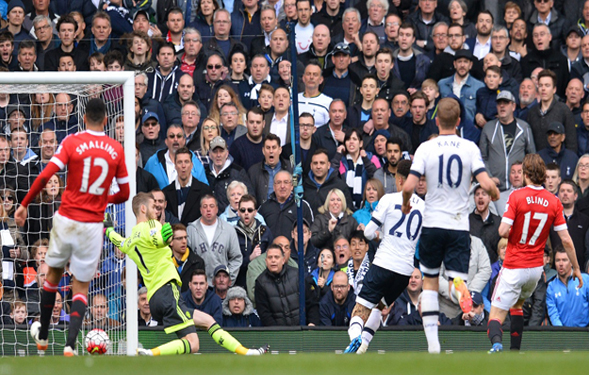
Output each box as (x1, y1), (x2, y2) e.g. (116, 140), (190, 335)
(453, 277), (473, 314)
(488, 343), (503, 354)
(246, 344), (270, 356)
(63, 346), (78, 357)
(30, 321), (48, 351)
(344, 336), (362, 353)
(137, 348), (154, 356)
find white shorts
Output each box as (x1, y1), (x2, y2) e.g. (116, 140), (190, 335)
(491, 266), (543, 311)
(45, 212), (104, 283)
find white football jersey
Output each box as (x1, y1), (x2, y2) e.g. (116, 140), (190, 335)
(297, 92), (333, 128)
(410, 134), (486, 231)
(371, 192), (425, 276)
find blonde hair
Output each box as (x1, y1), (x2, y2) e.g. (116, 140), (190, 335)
(199, 117), (220, 153)
(318, 188), (353, 215)
(497, 238), (508, 253)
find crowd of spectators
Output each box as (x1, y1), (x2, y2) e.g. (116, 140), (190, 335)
(1, 0), (589, 332)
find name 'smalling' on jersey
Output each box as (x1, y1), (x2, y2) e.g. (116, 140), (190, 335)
(75, 140), (119, 159)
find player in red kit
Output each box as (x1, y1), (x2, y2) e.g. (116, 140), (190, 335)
(15, 98), (130, 356)
(487, 154), (582, 353)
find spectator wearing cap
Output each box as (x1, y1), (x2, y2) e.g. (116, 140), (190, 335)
(479, 90), (535, 208)
(139, 112), (165, 163)
(469, 183), (501, 263)
(392, 23), (431, 93)
(571, 34), (589, 90)
(438, 49), (485, 123)
(451, 291), (489, 326)
(562, 25), (583, 72)
(521, 24), (569, 97)
(213, 264), (231, 300)
(526, 0), (566, 49)
(427, 23), (468, 82)
(1, 0), (30, 56)
(527, 69), (577, 152)
(221, 286), (262, 327)
(565, 78), (584, 116)
(298, 24), (334, 72)
(289, 218), (319, 277)
(170, 223), (206, 293)
(206, 136), (253, 212)
(146, 42), (183, 103)
(234, 194), (274, 288)
(132, 9), (162, 39)
(538, 122), (579, 179)
(182, 269), (223, 323)
(187, 194), (243, 286)
(322, 42), (356, 108)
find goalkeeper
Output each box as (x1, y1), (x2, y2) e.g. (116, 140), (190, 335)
(105, 192), (268, 356)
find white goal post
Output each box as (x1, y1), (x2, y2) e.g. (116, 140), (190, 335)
(0, 71), (138, 356)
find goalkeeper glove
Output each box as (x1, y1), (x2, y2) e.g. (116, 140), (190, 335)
(103, 213), (114, 237)
(161, 222), (173, 243)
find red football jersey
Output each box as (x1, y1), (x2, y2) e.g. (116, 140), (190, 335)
(502, 185), (567, 269)
(50, 130), (129, 222)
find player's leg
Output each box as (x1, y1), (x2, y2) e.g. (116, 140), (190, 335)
(418, 228), (447, 354)
(487, 305), (509, 353)
(509, 267), (543, 351)
(64, 279), (91, 356)
(145, 327), (199, 356)
(33, 266), (64, 349)
(192, 309), (268, 355)
(445, 232), (473, 314)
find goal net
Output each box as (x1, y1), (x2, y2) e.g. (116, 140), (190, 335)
(0, 72), (137, 356)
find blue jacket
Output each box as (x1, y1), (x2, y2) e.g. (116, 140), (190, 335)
(319, 288), (356, 326)
(538, 146), (579, 179)
(144, 148), (208, 189)
(352, 200), (378, 227)
(438, 74), (485, 124)
(182, 287), (223, 324)
(546, 272), (589, 327)
(576, 114), (589, 157)
(475, 86), (499, 122)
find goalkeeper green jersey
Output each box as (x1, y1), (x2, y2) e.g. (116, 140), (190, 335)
(108, 220), (180, 301)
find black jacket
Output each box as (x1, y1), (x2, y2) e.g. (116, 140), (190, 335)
(162, 177), (213, 226)
(549, 208), (589, 271)
(348, 56), (377, 87)
(319, 287), (356, 326)
(235, 220), (274, 289)
(311, 6), (344, 38)
(526, 99), (577, 153)
(469, 211), (502, 263)
(258, 193), (315, 240)
(0, 160), (31, 203)
(310, 212), (358, 249)
(248, 157), (293, 206)
(303, 169), (353, 216)
(206, 161), (253, 212)
(375, 74), (406, 104)
(136, 167), (159, 194)
(255, 265), (301, 326)
(312, 123), (348, 161)
(523, 269), (548, 326)
(175, 246), (206, 293)
(521, 47), (569, 97)
(44, 44), (90, 72)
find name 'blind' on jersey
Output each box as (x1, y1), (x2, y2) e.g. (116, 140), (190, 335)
(410, 134), (487, 231)
(370, 192), (425, 276)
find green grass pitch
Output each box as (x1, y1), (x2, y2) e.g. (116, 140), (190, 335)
(3, 352), (589, 375)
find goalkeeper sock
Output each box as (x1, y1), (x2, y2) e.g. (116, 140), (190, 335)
(487, 319), (503, 345)
(208, 323), (248, 355)
(361, 308), (381, 346)
(65, 294), (88, 348)
(39, 280), (58, 340)
(152, 339), (191, 356)
(509, 309), (524, 350)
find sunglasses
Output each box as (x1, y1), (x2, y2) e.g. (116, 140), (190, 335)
(2, 195), (14, 201)
(239, 207), (255, 213)
(207, 64), (222, 70)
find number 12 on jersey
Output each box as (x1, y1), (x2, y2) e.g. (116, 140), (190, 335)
(80, 156), (109, 195)
(519, 211), (548, 246)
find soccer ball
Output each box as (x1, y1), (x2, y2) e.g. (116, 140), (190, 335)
(85, 329), (110, 355)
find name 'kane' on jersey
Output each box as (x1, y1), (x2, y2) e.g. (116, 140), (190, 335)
(371, 192), (425, 276)
(410, 134), (487, 231)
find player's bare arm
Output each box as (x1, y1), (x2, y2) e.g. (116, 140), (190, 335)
(477, 171), (500, 202)
(557, 229), (584, 288)
(401, 174), (419, 214)
(498, 222), (511, 238)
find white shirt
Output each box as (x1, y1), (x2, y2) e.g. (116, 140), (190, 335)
(473, 36), (491, 60)
(297, 92), (333, 127)
(410, 134), (487, 231)
(367, 192), (425, 276)
(295, 23), (314, 54)
(452, 74), (468, 97)
(164, 150), (177, 185)
(270, 113), (288, 146)
(174, 176), (192, 220)
(201, 220), (218, 247)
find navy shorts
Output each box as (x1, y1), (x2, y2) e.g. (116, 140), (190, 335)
(357, 264), (411, 307)
(418, 227), (470, 276)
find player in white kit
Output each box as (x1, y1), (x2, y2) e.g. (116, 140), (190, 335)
(344, 160), (425, 353)
(401, 98), (500, 353)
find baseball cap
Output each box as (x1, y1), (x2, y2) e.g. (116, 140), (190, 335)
(210, 136), (227, 151)
(471, 291), (483, 306)
(547, 122), (565, 134)
(566, 25), (583, 38)
(292, 218), (311, 230)
(6, 104), (26, 118)
(332, 42), (351, 56)
(133, 9), (150, 21)
(214, 264), (229, 276)
(142, 111), (159, 124)
(453, 49), (474, 62)
(496, 91), (516, 103)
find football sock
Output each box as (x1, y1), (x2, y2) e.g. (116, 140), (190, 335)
(361, 308), (381, 346)
(152, 338), (191, 356)
(421, 290), (440, 354)
(208, 323), (248, 355)
(487, 319), (503, 345)
(509, 309), (524, 350)
(65, 294), (88, 348)
(348, 316), (364, 340)
(39, 280), (58, 340)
